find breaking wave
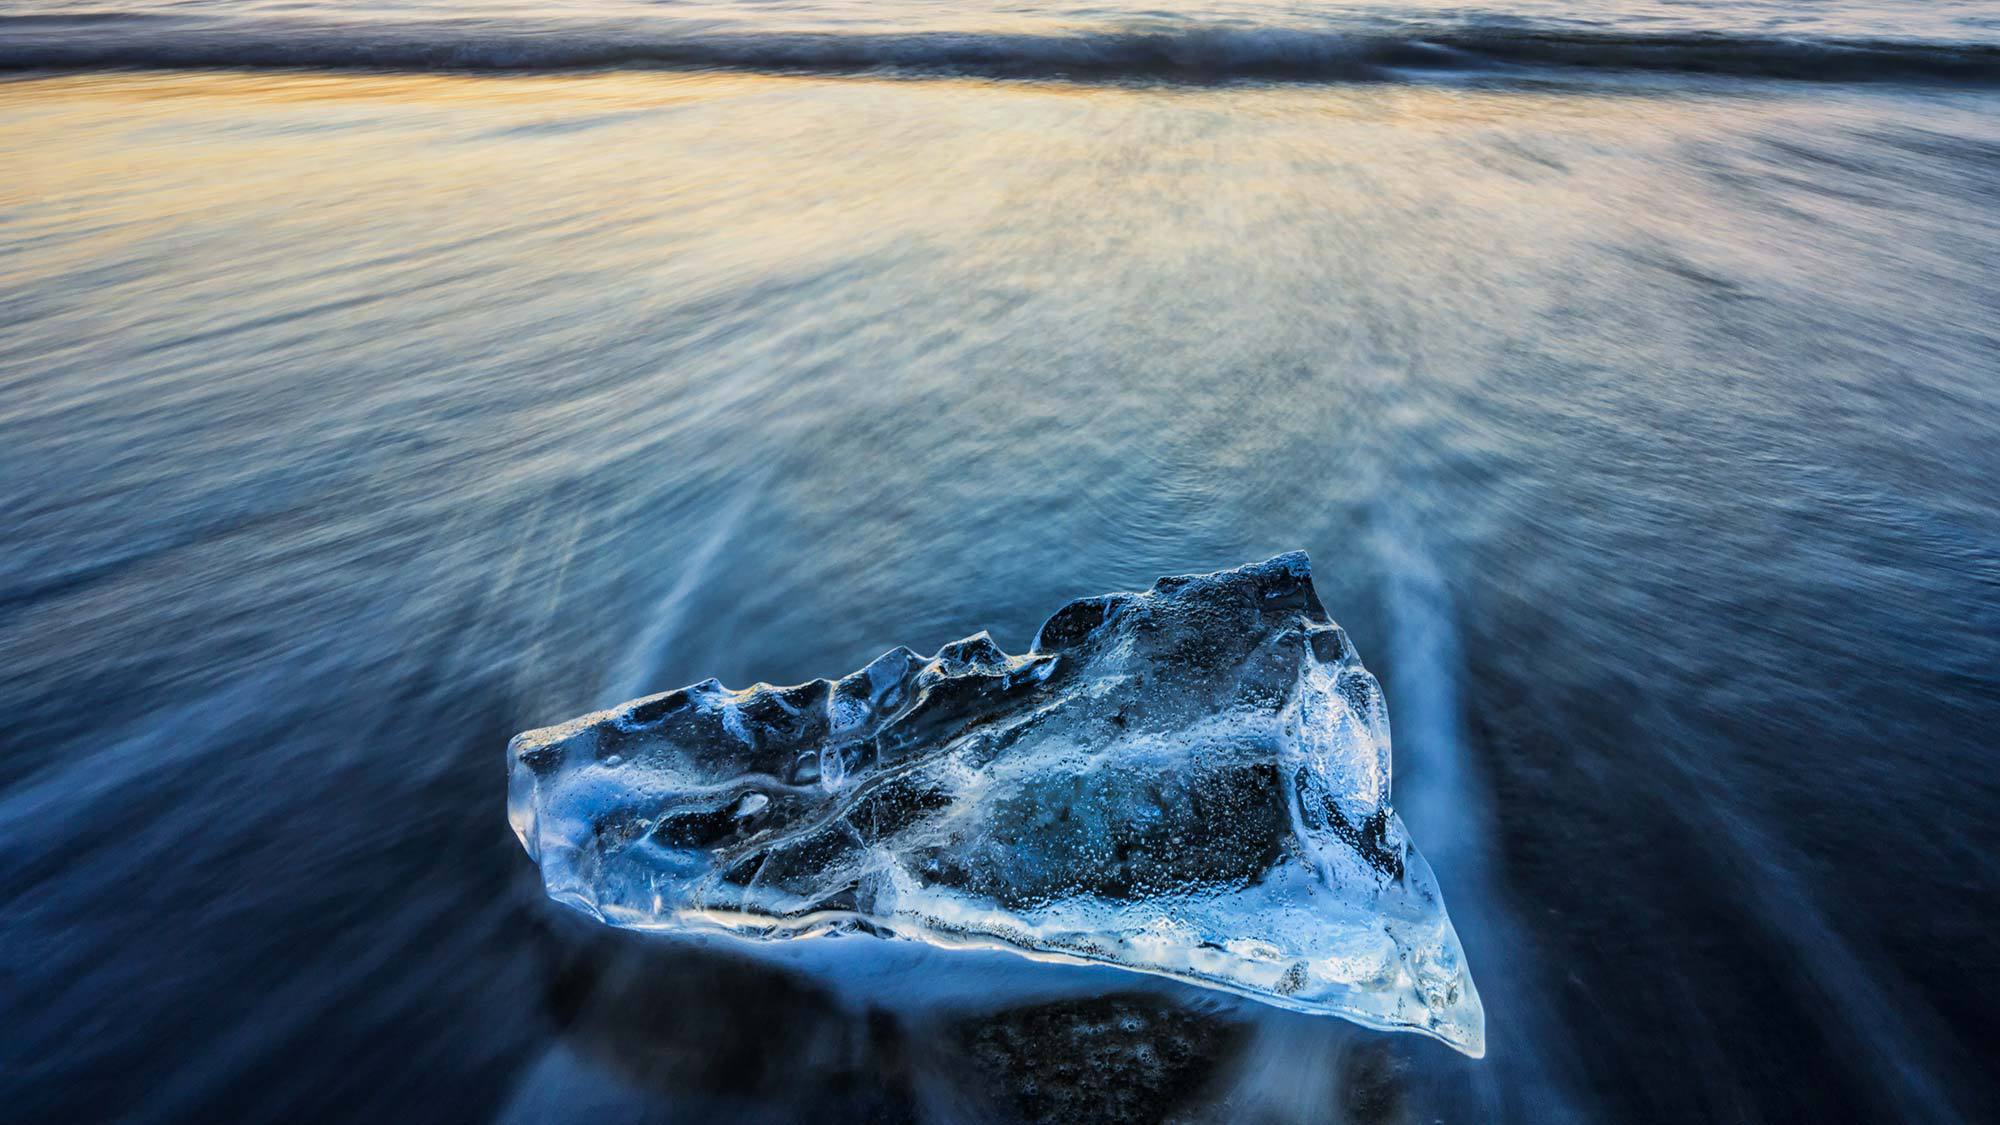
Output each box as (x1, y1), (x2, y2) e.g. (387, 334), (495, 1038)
(5, 17), (2000, 85)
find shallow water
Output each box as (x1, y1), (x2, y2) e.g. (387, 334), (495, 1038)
(3, 41), (1999, 1125)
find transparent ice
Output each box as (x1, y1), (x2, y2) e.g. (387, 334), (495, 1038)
(507, 553), (1484, 1055)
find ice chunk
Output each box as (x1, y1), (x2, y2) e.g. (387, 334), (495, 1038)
(507, 553), (1484, 1055)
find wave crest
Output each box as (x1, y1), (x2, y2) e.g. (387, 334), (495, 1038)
(5, 18), (1999, 85)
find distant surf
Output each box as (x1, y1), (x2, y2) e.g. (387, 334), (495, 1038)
(6, 17), (2000, 85)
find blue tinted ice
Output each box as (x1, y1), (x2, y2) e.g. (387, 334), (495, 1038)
(507, 553), (1484, 1055)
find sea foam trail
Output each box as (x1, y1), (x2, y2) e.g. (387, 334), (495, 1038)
(4, 17), (2000, 85)
(1371, 521), (1585, 1119)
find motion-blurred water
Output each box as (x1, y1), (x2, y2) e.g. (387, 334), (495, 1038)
(3, 3), (1999, 1120)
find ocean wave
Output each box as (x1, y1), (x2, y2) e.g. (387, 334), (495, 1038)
(4, 17), (1999, 85)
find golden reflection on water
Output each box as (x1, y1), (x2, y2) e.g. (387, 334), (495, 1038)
(2, 68), (1844, 371)
(0, 69), (1730, 271)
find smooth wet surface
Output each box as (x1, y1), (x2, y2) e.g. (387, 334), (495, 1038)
(4, 68), (1999, 1122)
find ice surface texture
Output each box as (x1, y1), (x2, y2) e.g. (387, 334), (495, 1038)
(508, 553), (1484, 1055)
